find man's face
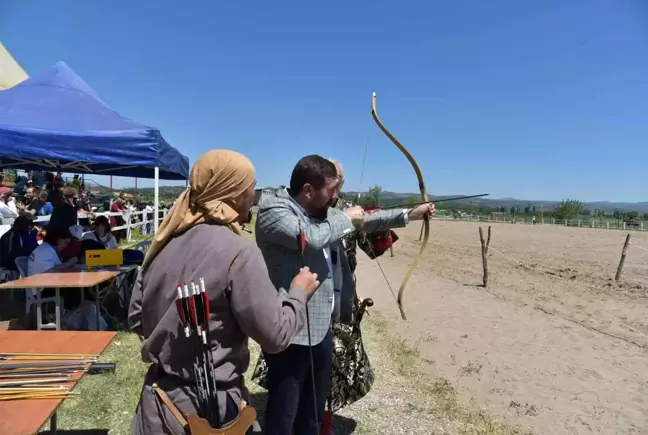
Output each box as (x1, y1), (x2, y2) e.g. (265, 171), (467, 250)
(304, 177), (340, 219)
(25, 188), (34, 200)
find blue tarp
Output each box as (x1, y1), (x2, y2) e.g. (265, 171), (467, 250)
(0, 61), (189, 180)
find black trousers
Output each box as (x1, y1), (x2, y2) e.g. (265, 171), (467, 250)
(263, 329), (333, 435)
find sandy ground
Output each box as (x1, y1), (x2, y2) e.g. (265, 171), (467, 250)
(355, 220), (648, 434)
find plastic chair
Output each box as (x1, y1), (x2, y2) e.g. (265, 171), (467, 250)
(14, 256), (59, 330)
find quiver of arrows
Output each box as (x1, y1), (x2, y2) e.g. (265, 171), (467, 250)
(173, 278), (256, 434)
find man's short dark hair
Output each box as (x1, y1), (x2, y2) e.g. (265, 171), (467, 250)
(289, 155), (337, 195)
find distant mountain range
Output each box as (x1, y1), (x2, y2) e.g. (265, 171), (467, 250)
(342, 191), (648, 213)
(89, 183), (648, 213)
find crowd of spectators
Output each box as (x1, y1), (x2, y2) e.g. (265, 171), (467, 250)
(0, 170), (158, 330)
(0, 170), (162, 271)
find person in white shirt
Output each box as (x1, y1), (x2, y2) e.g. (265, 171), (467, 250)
(28, 227), (78, 276)
(81, 215), (119, 249)
(0, 191), (18, 219)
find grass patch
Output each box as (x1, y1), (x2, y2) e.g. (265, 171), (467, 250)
(119, 226), (152, 249)
(56, 333), (148, 434)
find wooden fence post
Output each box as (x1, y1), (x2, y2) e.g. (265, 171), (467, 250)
(479, 226), (492, 287)
(615, 234), (631, 281)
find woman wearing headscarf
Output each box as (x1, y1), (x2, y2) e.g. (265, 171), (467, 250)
(128, 150), (320, 434)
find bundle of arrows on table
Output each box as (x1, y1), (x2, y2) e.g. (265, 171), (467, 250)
(0, 352), (114, 401)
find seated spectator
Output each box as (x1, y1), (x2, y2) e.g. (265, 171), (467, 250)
(28, 227), (107, 331)
(28, 227), (78, 276)
(19, 189), (52, 217)
(82, 215), (119, 250)
(0, 190), (18, 219)
(0, 215), (38, 271)
(48, 187), (78, 230)
(22, 186), (37, 205)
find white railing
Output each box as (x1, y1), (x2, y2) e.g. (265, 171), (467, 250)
(431, 214), (646, 231)
(0, 210), (169, 240)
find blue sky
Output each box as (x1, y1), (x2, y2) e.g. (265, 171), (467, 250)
(1, 1), (647, 201)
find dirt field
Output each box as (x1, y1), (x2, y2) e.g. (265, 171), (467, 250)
(355, 220), (648, 434)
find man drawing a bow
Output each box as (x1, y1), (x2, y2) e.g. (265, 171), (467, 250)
(254, 155), (434, 434)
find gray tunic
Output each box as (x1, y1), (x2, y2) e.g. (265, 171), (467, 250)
(128, 223), (307, 434)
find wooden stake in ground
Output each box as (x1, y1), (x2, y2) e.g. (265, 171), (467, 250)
(390, 246), (394, 257)
(479, 226), (492, 287)
(615, 234), (631, 282)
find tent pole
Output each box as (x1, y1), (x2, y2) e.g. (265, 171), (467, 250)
(154, 167), (160, 234)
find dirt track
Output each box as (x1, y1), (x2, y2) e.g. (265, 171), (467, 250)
(355, 220), (648, 434)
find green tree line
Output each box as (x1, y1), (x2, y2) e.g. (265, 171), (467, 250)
(342, 187), (647, 221)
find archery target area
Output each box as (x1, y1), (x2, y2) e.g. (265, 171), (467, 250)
(355, 219), (648, 435)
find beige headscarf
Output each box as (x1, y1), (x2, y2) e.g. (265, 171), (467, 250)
(142, 149), (256, 270)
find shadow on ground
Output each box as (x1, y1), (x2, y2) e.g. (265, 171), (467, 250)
(332, 414), (358, 434)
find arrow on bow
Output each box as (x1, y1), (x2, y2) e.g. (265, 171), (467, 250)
(370, 92), (429, 320)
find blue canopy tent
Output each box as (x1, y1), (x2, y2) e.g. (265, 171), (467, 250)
(0, 61), (189, 231)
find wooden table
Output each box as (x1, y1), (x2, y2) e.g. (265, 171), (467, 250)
(0, 271), (120, 331)
(0, 330), (117, 435)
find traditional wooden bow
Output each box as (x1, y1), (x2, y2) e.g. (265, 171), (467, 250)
(371, 92), (430, 320)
